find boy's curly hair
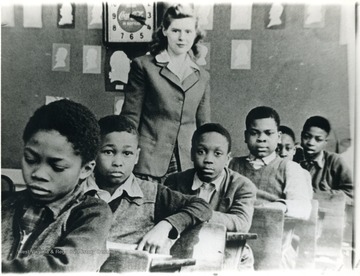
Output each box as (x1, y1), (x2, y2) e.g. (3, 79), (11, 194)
(246, 106), (281, 130)
(302, 116), (331, 135)
(192, 123), (232, 153)
(23, 99), (100, 165)
(98, 115), (139, 143)
(279, 125), (296, 142)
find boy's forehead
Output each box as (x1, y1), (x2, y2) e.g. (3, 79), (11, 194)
(280, 134), (295, 145)
(197, 132), (228, 145)
(101, 131), (138, 147)
(249, 118), (278, 129)
(195, 132), (230, 152)
(25, 130), (80, 160)
(304, 126), (328, 137)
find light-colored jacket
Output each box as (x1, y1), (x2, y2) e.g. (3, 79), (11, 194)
(121, 54), (211, 177)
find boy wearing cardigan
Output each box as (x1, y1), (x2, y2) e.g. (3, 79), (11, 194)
(229, 106), (312, 268)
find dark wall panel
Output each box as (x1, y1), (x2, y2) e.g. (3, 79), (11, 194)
(1, 3), (350, 168)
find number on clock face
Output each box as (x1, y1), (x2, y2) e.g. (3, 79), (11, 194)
(118, 32), (145, 40)
(107, 3), (154, 43)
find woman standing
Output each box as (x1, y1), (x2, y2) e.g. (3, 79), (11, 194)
(121, 4), (211, 182)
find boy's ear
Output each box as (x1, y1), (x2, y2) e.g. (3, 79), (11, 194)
(225, 152), (232, 167)
(79, 160), (96, 181)
(244, 130), (248, 143)
(135, 148), (141, 165)
(191, 147), (195, 162)
(324, 138), (328, 146)
(325, 133), (330, 142)
(277, 130), (281, 143)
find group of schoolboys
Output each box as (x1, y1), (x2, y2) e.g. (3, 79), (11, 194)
(2, 100), (353, 272)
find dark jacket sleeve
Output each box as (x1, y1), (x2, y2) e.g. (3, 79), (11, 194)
(154, 184), (212, 237)
(2, 197), (112, 272)
(163, 173), (194, 195)
(330, 154), (353, 205)
(210, 174), (256, 232)
(165, 169), (256, 233)
(120, 57), (146, 128)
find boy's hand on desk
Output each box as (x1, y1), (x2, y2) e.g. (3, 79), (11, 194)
(136, 220), (173, 254)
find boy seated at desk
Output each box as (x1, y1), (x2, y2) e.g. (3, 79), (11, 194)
(1, 100), (112, 272)
(85, 115), (212, 256)
(277, 125), (313, 199)
(299, 116), (353, 205)
(164, 123), (257, 268)
(229, 106), (312, 268)
(164, 123), (256, 232)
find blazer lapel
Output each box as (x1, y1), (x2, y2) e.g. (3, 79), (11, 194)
(159, 66), (183, 90)
(182, 71), (200, 92)
(158, 64), (200, 92)
(185, 169), (198, 195)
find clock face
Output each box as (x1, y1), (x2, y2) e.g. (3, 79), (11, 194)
(107, 3), (154, 43)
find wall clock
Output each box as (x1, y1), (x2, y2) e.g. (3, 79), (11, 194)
(104, 3), (156, 43)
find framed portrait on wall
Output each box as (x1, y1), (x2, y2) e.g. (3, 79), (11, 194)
(104, 48), (131, 92)
(52, 43), (70, 72)
(57, 3), (75, 28)
(265, 3), (286, 29)
(83, 45), (101, 74)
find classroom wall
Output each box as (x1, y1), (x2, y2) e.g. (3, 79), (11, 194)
(207, 4), (350, 157)
(1, 3), (351, 169)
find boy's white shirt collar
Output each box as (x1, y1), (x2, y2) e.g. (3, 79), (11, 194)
(248, 151), (277, 165)
(310, 150), (324, 168)
(192, 169), (226, 191)
(85, 173), (143, 203)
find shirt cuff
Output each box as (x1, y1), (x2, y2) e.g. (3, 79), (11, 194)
(275, 199), (288, 213)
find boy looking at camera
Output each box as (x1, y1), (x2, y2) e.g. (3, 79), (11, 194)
(300, 116), (352, 204)
(229, 106), (312, 268)
(85, 115), (211, 257)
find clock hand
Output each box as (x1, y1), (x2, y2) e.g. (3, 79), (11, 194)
(129, 14), (146, 25)
(129, 14), (151, 29)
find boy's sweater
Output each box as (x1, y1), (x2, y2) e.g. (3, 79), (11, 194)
(229, 155), (311, 220)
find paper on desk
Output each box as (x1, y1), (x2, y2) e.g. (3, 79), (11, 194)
(106, 241), (172, 259)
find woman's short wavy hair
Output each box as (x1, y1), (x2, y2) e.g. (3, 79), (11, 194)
(150, 3), (205, 58)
